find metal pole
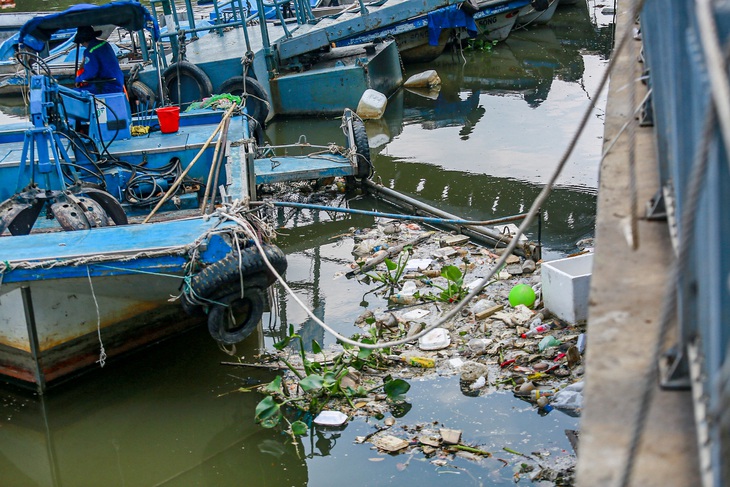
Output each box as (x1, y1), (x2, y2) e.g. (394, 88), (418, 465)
(21, 286), (46, 394)
(267, 201), (529, 227)
(363, 179), (539, 258)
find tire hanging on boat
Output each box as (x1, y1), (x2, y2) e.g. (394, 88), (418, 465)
(349, 114), (372, 179)
(247, 116), (265, 147)
(218, 75), (270, 128)
(181, 243), (287, 344)
(162, 61), (213, 106)
(128, 80), (156, 115)
(207, 287), (266, 344)
(185, 243), (286, 302)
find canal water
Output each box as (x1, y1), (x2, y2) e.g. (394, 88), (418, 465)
(0, 3), (615, 486)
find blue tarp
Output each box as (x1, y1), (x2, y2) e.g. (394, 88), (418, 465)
(427, 4), (477, 45)
(18, 1), (159, 52)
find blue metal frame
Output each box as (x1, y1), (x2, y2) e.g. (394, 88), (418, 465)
(641, 1), (730, 484)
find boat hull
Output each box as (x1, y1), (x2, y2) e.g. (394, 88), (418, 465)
(0, 216), (241, 390)
(452, 1), (529, 48)
(475, 7), (521, 42)
(0, 279), (201, 386)
(268, 40), (403, 116)
(516, 0), (559, 25)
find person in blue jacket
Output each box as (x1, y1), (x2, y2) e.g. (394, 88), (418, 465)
(74, 26), (125, 95)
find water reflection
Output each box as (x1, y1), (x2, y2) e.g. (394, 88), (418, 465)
(0, 327), (309, 486)
(0, 4), (612, 486)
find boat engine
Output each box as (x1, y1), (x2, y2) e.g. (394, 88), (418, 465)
(0, 74), (128, 235)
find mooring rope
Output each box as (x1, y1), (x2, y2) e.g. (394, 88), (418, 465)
(86, 266), (106, 368)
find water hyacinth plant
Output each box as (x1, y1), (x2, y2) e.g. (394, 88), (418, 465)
(252, 324), (410, 436)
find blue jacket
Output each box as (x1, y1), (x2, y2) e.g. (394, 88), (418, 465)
(76, 39), (125, 95)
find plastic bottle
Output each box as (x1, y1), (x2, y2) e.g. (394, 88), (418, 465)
(532, 389), (556, 400)
(528, 313), (544, 329)
(404, 356), (435, 368)
(356, 89), (388, 119)
(389, 294), (417, 305)
(538, 335), (561, 351)
(577, 333), (586, 353)
(521, 323), (552, 339)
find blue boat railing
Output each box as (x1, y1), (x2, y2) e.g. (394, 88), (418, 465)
(640, 0), (730, 485)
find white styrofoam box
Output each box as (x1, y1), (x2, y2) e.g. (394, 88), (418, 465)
(418, 327), (451, 350)
(541, 253), (593, 324)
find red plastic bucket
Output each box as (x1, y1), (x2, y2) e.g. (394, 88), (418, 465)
(156, 106), (180, 133)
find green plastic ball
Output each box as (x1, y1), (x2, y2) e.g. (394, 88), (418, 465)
(509, 284), (536, 308)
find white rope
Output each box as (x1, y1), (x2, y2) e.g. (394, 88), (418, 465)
(86, 266), (106, 368)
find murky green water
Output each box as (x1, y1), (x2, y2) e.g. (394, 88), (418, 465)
(0, 3), (615, 486)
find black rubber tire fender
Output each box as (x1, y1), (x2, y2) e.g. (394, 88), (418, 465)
(181, 271), (274, 316)
(163, 61), (213, 106)
(248, 116), (265, 146)
(207, 287), (265, 344)
(128, 80), (157, 115)
(182, 243), (286, 312)
(350, 115), (372, 179)
(218, 75), (270, 128)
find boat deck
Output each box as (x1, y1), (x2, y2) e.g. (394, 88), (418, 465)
(1, 216), (221, 264)
(167, 0), (455, 65)
(0, 113), (244, 158)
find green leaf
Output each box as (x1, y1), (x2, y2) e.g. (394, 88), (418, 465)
(299, 374), (324, 392)
(384, 378), (410, 400)
(263, 376), (283, 394)
(357, 347), (373, 360)
(291, 420), (308, 436)
(365, 316), (376, 325)
(302, 357), (314, 375)
(311, 339), (322, 355)
(442, 265), (462, 283)
(255, 396), (282, 427)
(273, 336), (290, 350)
(385, 258), (397, 271)
(323, 371), (338, 389)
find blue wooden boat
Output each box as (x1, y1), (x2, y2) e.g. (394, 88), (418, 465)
(133, 0), (484, 117)
(0, 33), (136, 96)
(330, 0), (528, 63)
(0, 5), (151, 97)
(0, 28), (76, 73)
(0, 1), (373, 391)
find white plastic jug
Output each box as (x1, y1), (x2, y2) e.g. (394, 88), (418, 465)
(356, 89), (387, 119)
